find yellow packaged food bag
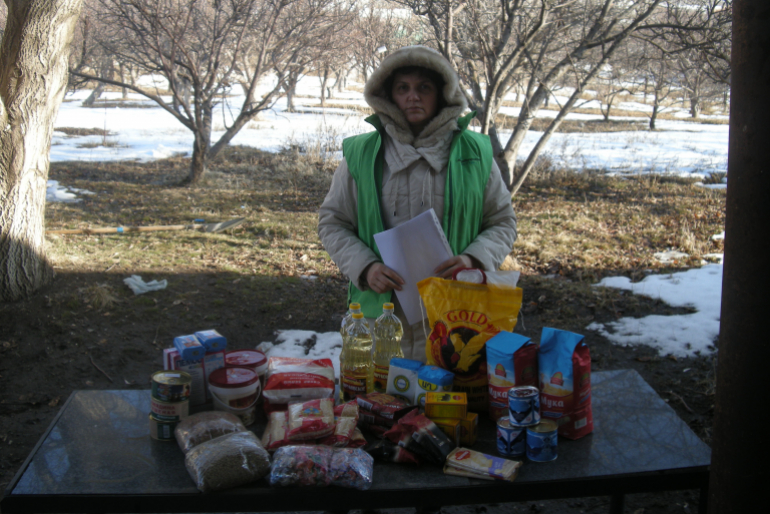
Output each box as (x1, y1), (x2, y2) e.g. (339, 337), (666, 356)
(418, 277), (523, 412)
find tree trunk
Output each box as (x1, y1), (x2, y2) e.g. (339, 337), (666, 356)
(0, 0), (84, 301)
(119, 63), (128, 98)
(187, 104), (212, 185)
(320, 68), (329, 108)
(285, 75), (298, 113)
(82, 82), (104, 106)
(650, 90), (660, 130)
(690, 95), (700, 118)
(650, 103), (659, 130)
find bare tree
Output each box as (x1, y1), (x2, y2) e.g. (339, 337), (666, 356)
(1, 0), (85, 301)
(72, 0), (345, 185)
(351, 1), (419, 82)
(400, 0), (668, 195)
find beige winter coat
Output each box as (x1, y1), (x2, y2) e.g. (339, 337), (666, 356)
(318, 46), (517, 361)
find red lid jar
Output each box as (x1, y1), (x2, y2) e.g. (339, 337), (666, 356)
(208, 366), (259, 389)
(225, 350), (267, 371)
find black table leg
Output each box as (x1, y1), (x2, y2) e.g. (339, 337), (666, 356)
(698, 483), (709, 514)
(610, 494), (625, 514)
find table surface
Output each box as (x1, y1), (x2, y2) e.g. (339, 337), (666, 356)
(2, 369), (711, 513)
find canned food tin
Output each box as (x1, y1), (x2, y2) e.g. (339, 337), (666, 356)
(149, 414), (177, 441)
(151, 370), (192, 402)
(496, 416), (526, 458)
(150, 396), (189, 422)
(526, 419), (558, 462)
(508, 385), (541, 426)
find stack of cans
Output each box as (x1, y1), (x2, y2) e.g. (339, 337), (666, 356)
(496, 385), (557, 462)
(149, 370), (192, 441)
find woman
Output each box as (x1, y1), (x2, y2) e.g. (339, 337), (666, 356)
(318, 45), (517, 362)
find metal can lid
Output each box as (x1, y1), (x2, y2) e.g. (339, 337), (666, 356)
(152, 370), (192, 386)
(509, 385), (539, 398)
(208, 366), (258, 388)
(225, 350), (267, 369)
(529, 419), (558, 433)
(497, 416), (512, 429)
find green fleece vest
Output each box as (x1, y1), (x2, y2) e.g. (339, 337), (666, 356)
(342, 112), (492, 318)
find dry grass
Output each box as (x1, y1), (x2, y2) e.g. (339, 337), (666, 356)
(55, 127), (114, 137)
(511, 173), (726, 281)
(45, 146), (726, 292)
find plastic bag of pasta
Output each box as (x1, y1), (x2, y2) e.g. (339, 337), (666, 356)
(184, 431), (271, 492)
(417, 276), (523, 412)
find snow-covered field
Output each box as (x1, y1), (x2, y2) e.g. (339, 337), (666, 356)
(50, 75), (727, 359)
(53, 76), (729, 181)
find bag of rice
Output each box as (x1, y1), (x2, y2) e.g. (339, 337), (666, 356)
(262, 411), (290, 451)
(262, 357), (335, 408)
(538, 327), (593, 440)
(287, 398), (335, 441)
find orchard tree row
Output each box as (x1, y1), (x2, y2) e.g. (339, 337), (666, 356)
(0, 0), (731, 301)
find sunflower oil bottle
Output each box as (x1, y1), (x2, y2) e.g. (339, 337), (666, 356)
(371, 302), (404, 393)
(341, 312), (373, 401)
(339, 303), (362, 401)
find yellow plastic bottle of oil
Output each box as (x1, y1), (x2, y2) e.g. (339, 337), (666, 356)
(371, 302), (404, 393)
(339, 302), (361, 401)
(341, 312), (372, 402)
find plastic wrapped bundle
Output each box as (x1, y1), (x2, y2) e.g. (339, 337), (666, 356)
(184, 431), (271, 492)
(330, 448), (374, 490)
(269, 446), (374, 490)
(269, 445), (334, 487)
(174, 411), (247, 453)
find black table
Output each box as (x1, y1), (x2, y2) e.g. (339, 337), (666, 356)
(1, 369), (711, 514)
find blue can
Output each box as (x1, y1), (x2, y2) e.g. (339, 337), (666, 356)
(526, 419), (558, 462)
(496, 416), (526, 458)
(508, 385), (541, 426)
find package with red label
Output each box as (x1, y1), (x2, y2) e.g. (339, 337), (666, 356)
(347, 427), (367, 448)
(334, 400), (359, 417)
(486, 331), (538, 419)
(261, 411), (291, 451)
(365, 439), (420, 465)
(383, 410), (454, 465)
(287, 398), (335, 441)
(319, 403), (359, 447)
(262, 357), (335, 409)
(538, 327), (593, 440)
(356, 392), (417, 421)
(382, 421), (432, 462)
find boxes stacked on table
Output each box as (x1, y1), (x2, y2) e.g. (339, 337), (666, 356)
(424, 391), (477, 447)
(384, 357), (475, 447)
(163, 329), (227, 407)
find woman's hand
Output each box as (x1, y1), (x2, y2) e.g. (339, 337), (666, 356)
(434, 254), (481, 279)
(363, 263), (405, 294)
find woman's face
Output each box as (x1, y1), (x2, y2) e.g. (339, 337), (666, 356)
(390, 71), (439, 134)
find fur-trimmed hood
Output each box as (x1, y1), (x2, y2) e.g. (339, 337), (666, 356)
(364, 46), (468, 146)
